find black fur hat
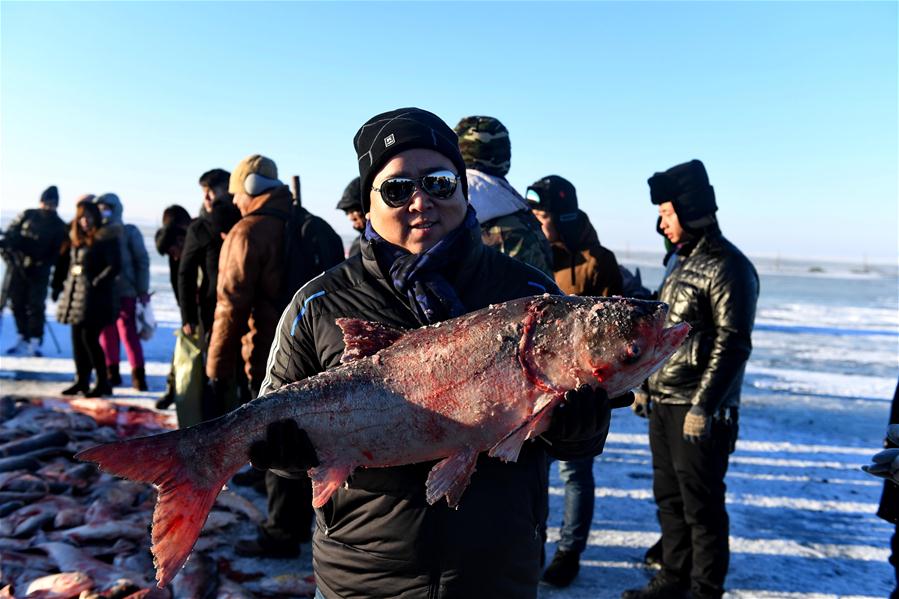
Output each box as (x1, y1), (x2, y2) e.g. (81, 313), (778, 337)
(648, 159), (717, 228)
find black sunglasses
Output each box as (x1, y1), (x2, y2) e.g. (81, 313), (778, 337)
(371, 170), (460, 208)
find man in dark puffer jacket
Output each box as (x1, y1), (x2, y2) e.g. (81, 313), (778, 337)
(623, 160), (759, 599)
(253, 107), (631, 598)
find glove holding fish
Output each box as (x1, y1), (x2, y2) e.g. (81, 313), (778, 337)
(863, 424), (899, 484)
(76, 294), (690, 587)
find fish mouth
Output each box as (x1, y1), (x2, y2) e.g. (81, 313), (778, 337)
(658, 321), (691, 351)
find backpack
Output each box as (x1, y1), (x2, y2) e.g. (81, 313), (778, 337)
(251, 202), (345, 307)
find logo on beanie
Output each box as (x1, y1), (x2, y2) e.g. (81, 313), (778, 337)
(384, 134), (395, 148)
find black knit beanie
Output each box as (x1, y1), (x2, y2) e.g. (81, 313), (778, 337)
(40, 185), (59, 204)
(647, 159), (717, 228)
(336, 177), (362, 213)
(354, 107), (468, 212)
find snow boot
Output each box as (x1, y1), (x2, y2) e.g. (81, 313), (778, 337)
(155, 386), (175, 409)
(61, 381), (89, 396)
(542, 549), (581, 587)
(26, 338), (42, 357)
(621, 573), (689, 599)
(5, 336), (27, 356)
(643, 538), (663, 569)
(132, 367), (148, 391)
(108, 364), (123, 386)
(86, 381), (113, 398)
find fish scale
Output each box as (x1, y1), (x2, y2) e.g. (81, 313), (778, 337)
(76, 294), (689, 587)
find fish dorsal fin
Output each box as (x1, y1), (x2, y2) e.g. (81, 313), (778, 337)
(337, 318), (406, 363)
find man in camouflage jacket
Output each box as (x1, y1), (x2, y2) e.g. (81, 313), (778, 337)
(454, 116), (553, 276)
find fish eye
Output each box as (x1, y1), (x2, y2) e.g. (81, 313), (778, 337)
(621, 343), (641, 365)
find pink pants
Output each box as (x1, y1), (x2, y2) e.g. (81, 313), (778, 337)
(99, 296), (145, 369)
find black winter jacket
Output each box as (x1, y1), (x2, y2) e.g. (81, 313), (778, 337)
(56, 235), (121, 328)
(178, 212), (221, 333)
(648, 229), (759, 415)
(877, 380), (899, 524)
(261, 229), (604, 599)
(2, 208), (67, 271)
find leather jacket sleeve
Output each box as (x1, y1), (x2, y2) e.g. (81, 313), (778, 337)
(692, 252), (759, 414)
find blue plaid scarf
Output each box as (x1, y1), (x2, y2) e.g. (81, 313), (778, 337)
(365, 207), (479, 325)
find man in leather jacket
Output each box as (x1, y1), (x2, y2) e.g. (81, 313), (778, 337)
(624, 160), (759, 599)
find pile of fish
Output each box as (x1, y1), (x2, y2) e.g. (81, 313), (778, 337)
(0, 395), (315, 598)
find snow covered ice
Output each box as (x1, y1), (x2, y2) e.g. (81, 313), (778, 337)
(1, 238), (897, 598)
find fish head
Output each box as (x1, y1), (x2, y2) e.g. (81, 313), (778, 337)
(531, 296), (690, 397)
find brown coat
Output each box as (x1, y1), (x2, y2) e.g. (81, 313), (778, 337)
(550, 212), (623, 297)
(206, 185), (291, 385)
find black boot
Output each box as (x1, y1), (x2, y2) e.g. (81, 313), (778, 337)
(542, 549), (581, 587)
(108, 364), (122, 386)
(86, 381), (113, 398)
(155, 387), (174, 409)
(621, 572), (689, 599)
(644, 538), (663, 569)
(61, 381), (89, 396)
(132, 367), (148, 391)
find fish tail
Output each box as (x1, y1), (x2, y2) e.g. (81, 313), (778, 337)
(75, 423), (244, 588)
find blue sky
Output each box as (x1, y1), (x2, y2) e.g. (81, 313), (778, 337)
(2, 1), (896, 262)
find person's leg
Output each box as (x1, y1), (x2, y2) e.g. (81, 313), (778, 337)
(99, 320), (120, 379)
(116, 297), (146, 390)
(25, 270), (51, 344)
(890, 525), (898, 599)
(84, 323), (111, 396)
(557, 456), (595, 554)
(652, 404), (692, 585)
(676, 416), (732, 599)
(7, 270), (28, 346)
(63, 323), (91, 394)
(622, 404), (690, 599)
(543, 456), (595, 586)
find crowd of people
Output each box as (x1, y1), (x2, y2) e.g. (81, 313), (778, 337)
(0, 105), (794, 599)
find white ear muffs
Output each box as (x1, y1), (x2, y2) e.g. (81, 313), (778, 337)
(244, 173), (282, 196)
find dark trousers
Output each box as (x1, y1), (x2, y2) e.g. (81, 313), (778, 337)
(248, 380), (313, 546)
(557, 456), (595, 553)
(262, 471), (314, 545)
(650, 403), (733, 599)
(71, 323), (107, 387)
(9, 267), (50, 340)
(890, 527), (899, 599)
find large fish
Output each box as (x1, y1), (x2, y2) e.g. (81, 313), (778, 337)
(76, 294), (690, 586)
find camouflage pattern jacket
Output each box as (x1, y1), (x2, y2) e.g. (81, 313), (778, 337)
(466, 169), (553, 276)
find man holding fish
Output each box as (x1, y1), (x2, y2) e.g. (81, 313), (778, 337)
(77, 108), (692, 598)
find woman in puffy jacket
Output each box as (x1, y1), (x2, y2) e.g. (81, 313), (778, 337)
(57, 201), (121, 397)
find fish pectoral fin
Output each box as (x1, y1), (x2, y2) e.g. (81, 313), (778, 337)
(489, 394), (564, 462)
(309, 464), (353, 508)
(425, 448), (479, 508)
(336, 318), (407, 363)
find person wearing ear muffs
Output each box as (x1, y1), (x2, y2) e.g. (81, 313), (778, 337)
(623, 160), (759, 599)
(206, 154), (328, 405)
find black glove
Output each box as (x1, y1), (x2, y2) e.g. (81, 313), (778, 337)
(202, 378), (232, 420)
(631, 391), (651, 419)
(248, 419), (319, 477)
(545, 384), (634, 443)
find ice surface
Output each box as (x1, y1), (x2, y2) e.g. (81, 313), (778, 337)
(0, 249), (896, 597)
